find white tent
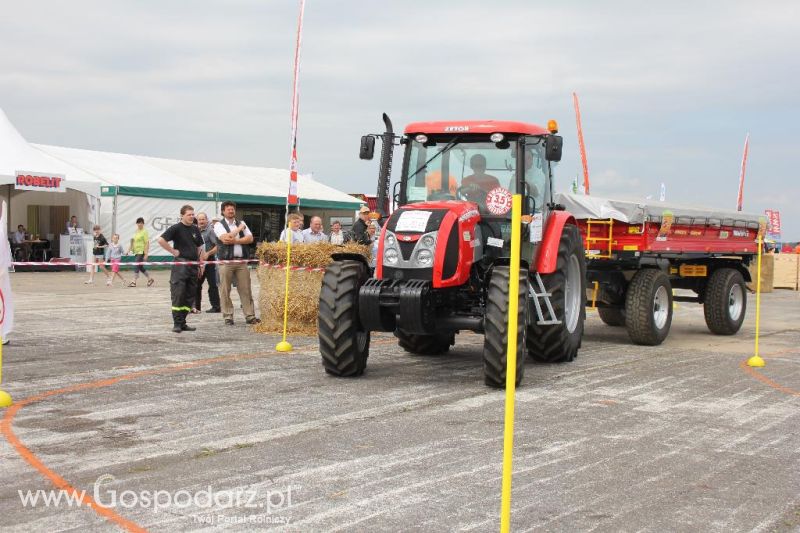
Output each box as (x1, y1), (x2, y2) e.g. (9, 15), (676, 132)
(0, 108), (363, 258)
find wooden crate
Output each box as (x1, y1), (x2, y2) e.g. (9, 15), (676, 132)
(773, 253), (800, 290)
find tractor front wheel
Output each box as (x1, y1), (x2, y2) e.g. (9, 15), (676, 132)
(483, 266), (527, 388)
(318, 260), (370, 376)
(527, 224), (586, 363)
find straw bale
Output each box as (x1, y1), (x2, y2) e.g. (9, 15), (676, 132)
(256, 241), (371, 267)
(254, 242), (371, 333)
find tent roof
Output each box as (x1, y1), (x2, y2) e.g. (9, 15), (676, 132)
(0, 109), (101, 196)
(0, 108), (362, 209)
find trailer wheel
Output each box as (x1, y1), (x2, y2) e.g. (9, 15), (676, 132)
(483, 266), (527, 388)
(395, 330), (454, 355)
(625, 269), (672, 345)
(703, 268), (747, 335)
(318, 260), (370, 376)
(598, 307), (626, 327)
(527, 225), (586, 363)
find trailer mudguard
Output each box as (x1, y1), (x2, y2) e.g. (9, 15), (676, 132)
(535, 211), (578, 274)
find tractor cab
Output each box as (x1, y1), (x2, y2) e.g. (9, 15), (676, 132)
(396, 120), (562, 260)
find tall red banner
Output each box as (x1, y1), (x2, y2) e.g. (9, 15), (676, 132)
(286, 0), (306, 207)
(573, 92), (590, 195)
(736, 133), (749, 211)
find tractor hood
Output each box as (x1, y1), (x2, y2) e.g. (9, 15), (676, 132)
(377, 201), (483, 288)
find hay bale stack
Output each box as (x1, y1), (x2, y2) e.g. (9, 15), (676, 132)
(254, 242), (371, 334)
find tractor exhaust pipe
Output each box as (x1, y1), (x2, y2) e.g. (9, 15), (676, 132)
(375, 113), (395, 220)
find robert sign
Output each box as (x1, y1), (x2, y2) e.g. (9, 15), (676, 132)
(15, 171), (66, 193)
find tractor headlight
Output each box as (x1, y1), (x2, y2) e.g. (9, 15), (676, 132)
(385, 233), (396, 246)
(421, 235), (435, 248)
(384, 248), (399, 265)
(417, 249), (433, 266)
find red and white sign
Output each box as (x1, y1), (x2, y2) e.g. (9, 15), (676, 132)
(485, 187), (512, 215)
(765, 209), (781, 238)
(15, 171), (66, 193)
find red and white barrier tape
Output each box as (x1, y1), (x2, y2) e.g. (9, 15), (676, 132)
(11, 259), (327, 272)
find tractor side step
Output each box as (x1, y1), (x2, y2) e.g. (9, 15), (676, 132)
(530, 273), (562, 325)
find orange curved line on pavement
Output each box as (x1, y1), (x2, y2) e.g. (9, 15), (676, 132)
(739, 350), (800, 398)
(0, 347), (301, 532)
(1, 337), (396, 531)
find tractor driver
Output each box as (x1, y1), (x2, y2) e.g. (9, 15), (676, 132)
(461, 154), (501, 203)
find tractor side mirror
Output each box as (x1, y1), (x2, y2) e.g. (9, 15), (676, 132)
(545, 135), (563, 162)
(360, 136), (375, 160)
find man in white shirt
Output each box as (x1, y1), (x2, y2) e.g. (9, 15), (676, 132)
(213, 201), (260, 326)
(329, 221), (345, 245)
(302, 216), (327, 243)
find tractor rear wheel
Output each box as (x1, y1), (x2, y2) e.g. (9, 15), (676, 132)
(703, 268), (747, 335)
(318, 260), (370, 376)
(527, 225), (586, 363)
(625, 269), (672, 345)
(483, 266), (527, 388)
(598, 307), (626, 327)
(395, 330), (454, 355)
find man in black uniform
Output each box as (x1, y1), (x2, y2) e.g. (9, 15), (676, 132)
(157, 205), (205, 333)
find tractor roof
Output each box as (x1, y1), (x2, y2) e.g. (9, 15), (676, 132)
(403, 120), (549, 136)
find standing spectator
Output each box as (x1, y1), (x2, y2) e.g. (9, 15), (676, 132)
(127, 217), (154, 287)
(214, 201), (261, 326)
(13, 224), (30, 261)
(302, 216), (327, 243)
(279, 213), (303, 243)
(85, 225), (111, 285)
(157, 205), (205, 333)
(350, 206), (372, 245)
(106, 234), (127, 286)
(329, 221), (345, 245)
(195, 212), (221, 313)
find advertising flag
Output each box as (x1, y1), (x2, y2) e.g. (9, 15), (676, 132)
(736, 133), (749, 211)
(765, 209), (781, 240)
(573, 92), (590, 195)
(286, 0), (306, 207)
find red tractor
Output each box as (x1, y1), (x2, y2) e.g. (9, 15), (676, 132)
(318, 115), (587, 387)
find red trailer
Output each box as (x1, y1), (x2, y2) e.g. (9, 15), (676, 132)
(556, 193), (766, 345)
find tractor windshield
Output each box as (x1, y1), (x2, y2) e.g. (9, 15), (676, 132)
(403, 138), (519, 216)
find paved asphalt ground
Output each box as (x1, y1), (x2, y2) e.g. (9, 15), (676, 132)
(0, 270), (798, 532)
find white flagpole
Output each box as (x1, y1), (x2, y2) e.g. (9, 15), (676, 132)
(276, 0), (306, 354)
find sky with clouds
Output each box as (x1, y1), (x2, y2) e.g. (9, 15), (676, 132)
(1, 1), (797, 238)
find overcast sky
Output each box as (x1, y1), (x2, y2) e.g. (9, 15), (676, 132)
(1, 1), (797, 238)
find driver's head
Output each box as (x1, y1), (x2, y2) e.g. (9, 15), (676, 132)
(469, 154), (487, 173)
